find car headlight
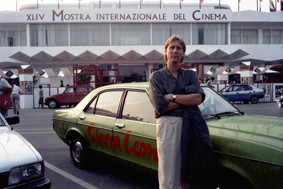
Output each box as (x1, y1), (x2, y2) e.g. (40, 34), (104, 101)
(8, 162), (44, 186)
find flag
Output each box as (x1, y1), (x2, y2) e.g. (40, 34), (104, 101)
(270, 0), (276, 12)
(238, 0), (241, 11)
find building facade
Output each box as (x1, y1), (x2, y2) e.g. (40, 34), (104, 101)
(0, 1), (283, 107)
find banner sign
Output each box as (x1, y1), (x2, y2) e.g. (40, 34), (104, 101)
(23, 8), (232, 23)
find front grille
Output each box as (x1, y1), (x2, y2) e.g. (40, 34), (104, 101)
(0, 172), (9, 188)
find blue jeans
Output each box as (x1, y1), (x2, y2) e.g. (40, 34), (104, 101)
(0, 109), (8, 118)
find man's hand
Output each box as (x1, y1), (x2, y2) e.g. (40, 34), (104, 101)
(164, 94), (173, 101)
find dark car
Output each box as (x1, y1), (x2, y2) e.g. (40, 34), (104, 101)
(218, 84), (264, 104)
(45, 85), (94, 109)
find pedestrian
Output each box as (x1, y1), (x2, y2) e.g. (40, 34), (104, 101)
(0, 77), (12, 117)
(149, 35), (215, 189)
(206, 77), (215, 88)
(11, 81), (21, 115)
(38, 85), (44, 109)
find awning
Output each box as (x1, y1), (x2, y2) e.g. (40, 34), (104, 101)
(9, 51), (31, 62)
(30, 51), (53, 62)
(60, 67), (73, 77)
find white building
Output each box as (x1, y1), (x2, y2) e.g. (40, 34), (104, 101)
(0, 1), (283, 107)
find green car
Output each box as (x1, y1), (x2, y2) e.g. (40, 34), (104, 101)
(52, 82), (283, 189)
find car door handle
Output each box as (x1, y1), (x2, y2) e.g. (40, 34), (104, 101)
(115, 123), (125, 129)
(79, 116), (85, 120)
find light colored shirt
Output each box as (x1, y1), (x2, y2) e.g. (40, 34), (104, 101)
(12, 84), (21, 95)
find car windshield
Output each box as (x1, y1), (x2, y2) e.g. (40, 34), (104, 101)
(0, 116), (6, 126)
(199, 87), (241, 118)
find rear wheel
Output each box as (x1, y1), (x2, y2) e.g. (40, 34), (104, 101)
(47, 99), (58, 109)
(250, 96), (259, 104)
(243, 100), (249, 104)
(70, 137), (89, 169)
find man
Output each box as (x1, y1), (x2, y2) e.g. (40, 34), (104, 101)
(206, 77), (215, 88)
(38, 85), (44, 109)
(11, 81), (21, 115)
(149, 35), (214, 188)
(0, 77), (12, 117)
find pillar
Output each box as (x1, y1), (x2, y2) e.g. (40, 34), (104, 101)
(18, 68), (33, 109)
(240, 65), (253, 84)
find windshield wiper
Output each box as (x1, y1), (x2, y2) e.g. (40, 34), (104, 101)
(214, 111), (244, 117)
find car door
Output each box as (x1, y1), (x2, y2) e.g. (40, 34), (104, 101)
(222, 86), (234, 101)
(113, 90), (158, 170)
(60, 87), (75, 104)
(77, 90), (123, 156)
(75, 86), (89, 104)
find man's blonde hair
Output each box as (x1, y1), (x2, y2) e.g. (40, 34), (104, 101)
(164, 35), (186, 63)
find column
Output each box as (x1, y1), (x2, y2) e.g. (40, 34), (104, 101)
(240, 65), (253, 84)
(18, 68), (33, 109)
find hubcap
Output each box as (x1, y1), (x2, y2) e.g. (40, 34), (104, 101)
(72, 141), (83, 163)
(49, 101), (56, 108)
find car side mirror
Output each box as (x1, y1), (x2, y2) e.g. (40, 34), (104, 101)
(5, 116), (20, 125)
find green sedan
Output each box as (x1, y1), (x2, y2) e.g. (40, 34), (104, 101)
(52, 82), (283, 189)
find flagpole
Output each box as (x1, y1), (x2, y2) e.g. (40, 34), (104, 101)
(58, 0), (59, 9)
(199, 0), (201, 9)
(37, 0), (38, 9)
(238, 0), (240, 11)
(219, 0), (220, 9)
(160, 0), (161, 9)
(257, 0), (258, 11)
(180, 0), (181, 9)
(16, 0), (18, 12)
(78, 0), (80, 9)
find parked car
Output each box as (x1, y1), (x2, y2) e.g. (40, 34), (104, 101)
(0, 115), (51, 188)
(218, 84), (264, 104)
(276, 95), (283, 108)
(52, 82), (283, 189)
(45, 85), (94, 109)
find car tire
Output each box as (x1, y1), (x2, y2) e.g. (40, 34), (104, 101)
(250, 96), (259, 104)
(215, 168), (253, 189)
(47, 99), (58, 109)
(243, 100), (249, 104)
(70, 137), (89, 169)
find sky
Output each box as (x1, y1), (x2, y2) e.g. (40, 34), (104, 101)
(0, 0), (281, 12)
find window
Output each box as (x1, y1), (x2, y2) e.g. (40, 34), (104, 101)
(0, 31), (6, 46)
(272, 30), (281, 44)
(263, 30), (271, 44)
(95, 91), (123, 117)
(64, 87), (74, 93)
(152, 23), (190, 45)
(76, 87), (88, 93)
(122, 91), (155, 123)
(30, 24), (68, 46)
(70, 23), (110, 46)
(242, 29), (257, 44)
(192, 23), (228, 45)
(111, 23), (150, 45)
(231, 29), (241, 44)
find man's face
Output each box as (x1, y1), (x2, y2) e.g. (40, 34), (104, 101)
(165, 40), (184, 65)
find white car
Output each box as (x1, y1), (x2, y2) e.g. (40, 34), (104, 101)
(0, 114), (51, 188)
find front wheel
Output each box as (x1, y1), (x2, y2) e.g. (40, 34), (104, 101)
(70, 137), (89, 169)
(250, 96), (259, 104)
(47, 99), (58, 109)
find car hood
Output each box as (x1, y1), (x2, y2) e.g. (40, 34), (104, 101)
(0, 127), (42, 172)
(208, 114), (283, 164)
